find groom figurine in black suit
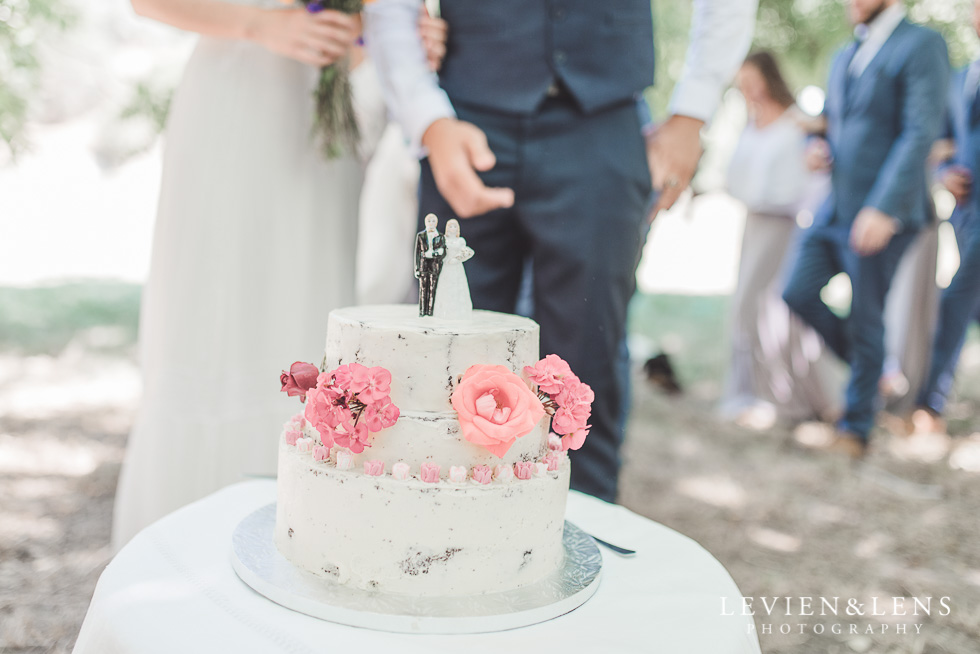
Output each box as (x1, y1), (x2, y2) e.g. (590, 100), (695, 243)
(415, 213), (447, 317)
(367, 0), (756, 502)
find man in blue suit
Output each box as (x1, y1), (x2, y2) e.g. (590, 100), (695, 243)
(913, 0), (980, 433)
(782, 0), (949, 457)
(367, 1), (757, 500)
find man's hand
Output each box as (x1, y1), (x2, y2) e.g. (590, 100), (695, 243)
(850, 207), (898, 256)
(941, 165), (972, 205)
(421, 118), (515, 219)
(418, 7), (448, 72)
(805, 137), (833, 173)
(646, 115), (703, 220)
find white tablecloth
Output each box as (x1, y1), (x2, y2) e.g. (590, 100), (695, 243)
(73, 482), (761, 654)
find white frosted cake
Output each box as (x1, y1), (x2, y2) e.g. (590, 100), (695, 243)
(274, 304), (593, 597)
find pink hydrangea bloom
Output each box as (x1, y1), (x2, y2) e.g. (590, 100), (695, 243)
(332, 364), (354, 388)
(524, 354), (575, 395)
(514, 461), (534, 480)
(364, 460), (384, 476)
(284, 429), (302, 446)
(334, 421), (370, 454)
(362, 399), (400, 432)
(280, 361), (320, 401)
(312, 445), (330, 461)
(472, 465), (492, 485)
(450, 364), (546, 458)
(350, 364), (393, 404)
(552, 377), (594, 435)
(561, 427), (589, 451)
(493, 464), (514, 482)
(420, 462), (440, 483)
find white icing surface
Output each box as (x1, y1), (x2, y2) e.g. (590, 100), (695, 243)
(323, 305), (540, 413)
(275, 440), (569, 596)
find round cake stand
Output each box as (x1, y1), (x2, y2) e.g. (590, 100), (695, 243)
(231, 503), (602, 634)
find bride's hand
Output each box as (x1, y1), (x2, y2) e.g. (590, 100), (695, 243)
(250, 8), (359, 67)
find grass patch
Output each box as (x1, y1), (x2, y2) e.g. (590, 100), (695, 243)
(0, 282), (141, 355)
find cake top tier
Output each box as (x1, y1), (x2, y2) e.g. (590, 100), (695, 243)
(324, 305), (540, 414)
(328, 305), (537, 336)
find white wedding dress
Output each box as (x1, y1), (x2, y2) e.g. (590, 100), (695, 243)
(432, 236), (474, 319)
(112, 25), (364, 549)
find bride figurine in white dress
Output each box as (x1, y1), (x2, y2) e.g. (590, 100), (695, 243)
(432, 219), (475, 320)
(112, 0), (447, 550)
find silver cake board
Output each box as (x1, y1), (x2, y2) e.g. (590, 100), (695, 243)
(231, 503), (602, 634)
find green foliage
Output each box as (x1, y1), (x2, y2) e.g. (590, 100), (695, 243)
(647, 0), (978, 116)
(0, 0), (76, 160)
(0, 282), (141, 355)
(119, 81), (174, 135)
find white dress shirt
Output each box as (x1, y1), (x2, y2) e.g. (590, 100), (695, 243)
(848, 3), (906, 78)
(364, 0), (758, 154)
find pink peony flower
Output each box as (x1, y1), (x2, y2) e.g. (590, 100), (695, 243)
(333, 421), (370, 454)
(472, 465), (492, 485)
(364, 460), (384, 476)
(561, 427), (589, 451)
(493, 464), (514, 482)
(451, 364), (546, 458)
(362, 399), (400, 432)
(284, 429), (302, 446)
(420, 462), (440, 483)
(280, 362), (320, 401)
(312, 445), (330, 461)
(392, 462), (411, 480)
(448, 466), (467, 483)
(524, 354), (575, 395)
(350, 364), (393, 404)
(335, 449), (354, 470)
(543, 452), (561, 471)
(514, 461), (534, 480)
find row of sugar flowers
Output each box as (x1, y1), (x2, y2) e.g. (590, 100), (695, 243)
(284, 413), (568, 483)
(280, 355), (593, 458)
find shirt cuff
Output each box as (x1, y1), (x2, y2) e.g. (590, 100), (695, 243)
(668, 76), (723, 124)
(404, 88), (457, 158)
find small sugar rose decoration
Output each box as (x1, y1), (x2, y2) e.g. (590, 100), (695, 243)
(392, 462), (411, 481)
(451, 364), (546, 458)
(364, 460), (384, 476)
(472, 465), (492, 485)
(280, 362), (320, 401)
(448, 466), (467, 483)
(514, 461), (534, 480)
(313, 445), (331, 461)
(420, 462), (440, 483)
(493, 464), (514, 482)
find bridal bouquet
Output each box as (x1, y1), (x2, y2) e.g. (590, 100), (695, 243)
(300, 0), (367, 158)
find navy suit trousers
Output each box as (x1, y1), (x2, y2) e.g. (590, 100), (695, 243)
(918, 213), (980, 413)
(782, 225), (916, 440)
(418, 95), (652, 502)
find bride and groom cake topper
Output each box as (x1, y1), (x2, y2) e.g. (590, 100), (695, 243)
(414, 213), (475, 319)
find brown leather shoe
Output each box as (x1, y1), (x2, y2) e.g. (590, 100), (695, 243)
(794, 424), (867, 459)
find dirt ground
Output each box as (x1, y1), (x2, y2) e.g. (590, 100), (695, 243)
(1, 288), (978, 653)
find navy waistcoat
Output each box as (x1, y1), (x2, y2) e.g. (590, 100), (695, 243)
(437, 0), (656, 115)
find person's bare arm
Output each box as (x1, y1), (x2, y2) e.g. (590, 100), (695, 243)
(131, 0), (358, 68)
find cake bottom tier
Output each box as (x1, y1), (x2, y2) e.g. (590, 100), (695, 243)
(275, 444), (570, 597)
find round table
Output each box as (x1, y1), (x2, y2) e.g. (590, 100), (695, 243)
(73, 481), (761, 653)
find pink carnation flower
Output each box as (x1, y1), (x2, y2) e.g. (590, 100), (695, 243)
(450, 364), (546, 458)
(350, 364), (393, 404)
(420, 462), (440, 483)
(472, 465), (492, 485)
(364, 460), (384, 476)
(524, 354), (575, 395)
(280, 361), (320, 401)
(514, 461), (534, 480)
